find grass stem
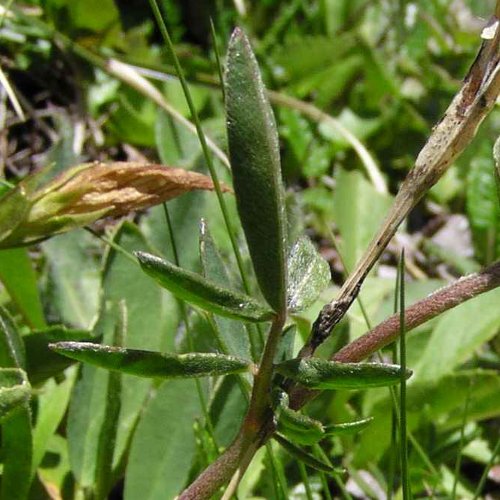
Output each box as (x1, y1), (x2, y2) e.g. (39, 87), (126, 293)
(399, 249), (410, 500)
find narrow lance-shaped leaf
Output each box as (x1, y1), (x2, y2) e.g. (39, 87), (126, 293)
(225, 28), (287, 313)
(0, 162), (230, 249)
(325, 417), (373, 437)
(275, 358), (412, 389)
(287, 236), (331, 313)
(274, 391), (325, 445)
(136, 251), (274, 322)
(0, 368), (31, 423)
(273, 434), (341, 474)
(50, 342), (253, 379)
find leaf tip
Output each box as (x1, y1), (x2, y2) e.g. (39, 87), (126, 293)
(229, 26), (245, 44)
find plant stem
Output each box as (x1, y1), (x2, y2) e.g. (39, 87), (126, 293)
(451, 377), (472, 500)
(178, 430), (255, 500)
(209, 18), (226, 103)
(245, 313), (286, 432)
(333, 260), (500, 364)
(298, 461), (314, 500)
(472, 435), (500, 500)
(398, 250), (410, 500)
(289, 259), (500, 409)
(299, 22), (500, 357)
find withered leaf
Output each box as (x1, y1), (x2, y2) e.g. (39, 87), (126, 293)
(0, 162), (230, 248)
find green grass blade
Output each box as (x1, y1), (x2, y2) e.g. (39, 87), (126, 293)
(274, 434), (335, 473)
(209, 17), (225, 102)
(399, 249), (410, 500)
(451, 378), (473, 500)
(472, 436), (500, 500)
(298, 461), (314, 500)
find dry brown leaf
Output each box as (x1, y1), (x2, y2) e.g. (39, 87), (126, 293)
(0, 161), (231, 248)
(33, 161), (231, 218)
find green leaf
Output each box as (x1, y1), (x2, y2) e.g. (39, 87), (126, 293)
(0, 307), (25, 369)
(124, 380), (202, 500)
(275, 358), (411, 389)
(41, 229), (101, 329)
(0, 368), (30, 423)
(413, 288), (500, 384)
(325, 417), (373, 436)
(24, 326), (93, 385)
(51, 342), (252, 378)
(466, 156), (500, 262)
(356, 369), (500, 466)
(225, 28), (287, 312)
(273, 434), (336, 473)
(209, 377), (248, 448)
(155, 108), (201, 168)
(287, 236), (330, 313)
(31, 370), (76, 478)
(136, 251), (274, 322)
(199, 219), (252, 359)
(67, 222), (179, 488)
(68, 0), (120, 32)
(0, 308), (32, 500)
(275, 391), (325, 445)
(331, 167), (393, 272)
(1, 407), (33, 500)
(0, 248), (46, 329)
(0, 185), (31, 245)
(140, 191), (208, 272)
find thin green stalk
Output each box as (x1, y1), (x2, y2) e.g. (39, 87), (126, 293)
(266, 441), (288, 499)
(0, 179), (14, 188)
(148, 0), (246, 292)
(323, 219), (428, 496)
(399, 249), (410, 500)
(451, 378), (472, 500)
(162, 203), (218, 448)
(84, 227), (137, 264)
(298, 461), (314, 500)
(246, 313), (286, 428)
(148, 0), (264, 356)
(388, 260), (401, 500)
(472, 435), (500, 500)
(323, 219), (398, 499)
(313, 444), (350, 500)
(209, 18), (225, 103)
